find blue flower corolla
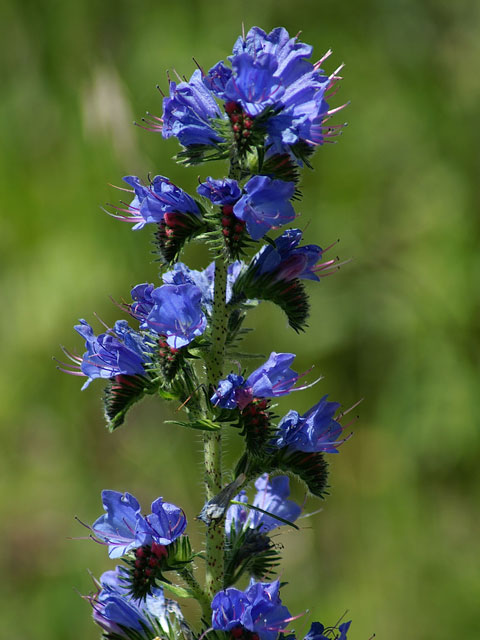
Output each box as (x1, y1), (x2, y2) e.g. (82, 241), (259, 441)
(162, 261), (243, 314)
(304, 621), (351, 640)
(197, 177), (242, 205)
(73, 320), (151, 390)
(130, 283), (155, 328)
(212, 352), (316, 410)
(91, 490), (186, 558)
(145, 283), (207, 348)
(211, 579), (291, 640)
(206, 53), (284, 117)
(136, 497), (187, 547)
(119, 175), (200, 230)
(162, 69), (225, 146)
(91, 491), (145, 559)
(251, 228), (323, 282)
(91, 566), (167, 638)
(233, 176), (296, 240)
(226, 474), (301, 534)
(275, 395), (345, 454)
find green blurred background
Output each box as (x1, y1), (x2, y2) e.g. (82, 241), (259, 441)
(1, 0), (479, 638)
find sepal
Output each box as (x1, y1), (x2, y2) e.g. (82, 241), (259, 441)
(103, 375), (157, 432)
(154, 212), (207, 265)
(122, 537), (195, 601)
(233, 269), (310, 332)
(224, 524), (281, 588)
(238, 399), (276, 453)
(235, 448), (329, 499)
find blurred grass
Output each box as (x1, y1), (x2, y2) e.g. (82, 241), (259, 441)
(1, 0), (479, 638)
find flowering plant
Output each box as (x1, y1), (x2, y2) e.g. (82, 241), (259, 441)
(59, 25), (358, 640)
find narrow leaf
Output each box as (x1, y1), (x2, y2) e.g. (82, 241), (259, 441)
(230, 500), (299, 530)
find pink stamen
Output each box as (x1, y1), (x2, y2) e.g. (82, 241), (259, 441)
(314, 49), (333, 68)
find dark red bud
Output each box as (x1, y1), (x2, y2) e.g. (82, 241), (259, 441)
(225, 101), (239, 115)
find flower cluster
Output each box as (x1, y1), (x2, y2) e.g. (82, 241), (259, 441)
(161, 27), (346, 164)
(62, 24), (356, 640)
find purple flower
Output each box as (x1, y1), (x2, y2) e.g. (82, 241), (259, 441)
(90, 566), (167, 639)
(91, 490), (186, 559)
(226, 474), (301, 534)
(233, 176), (296, 240)
(212, 352), (316, 410)
(66, 320), (151, 390)
(113, 175), (200, 230)
(211, 579), (291, 640)
(197, 177), (242, 205)
(162, 69), (225, 146)
(275, 395), (345, 454)
(251, 229), (323, 282)
(145, 283), (207, 348)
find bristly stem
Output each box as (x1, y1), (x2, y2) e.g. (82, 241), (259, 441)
(178, 567), (212, 622)
(204, 253), (229, 598)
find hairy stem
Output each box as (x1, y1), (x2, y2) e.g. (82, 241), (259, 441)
(178, 567), (212, 622)
(204, 254), (229, 598)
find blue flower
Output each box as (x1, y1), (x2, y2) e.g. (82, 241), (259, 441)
(90, 566), (167, 639)
(233, 176), (296, 240)
(70, 320), (151, 390)
(145, 283), (207, 348)
(211, 579), (291, 640)
(91, 490), (186, 559)
(130, 283), (155, 327)
(197, 177), (242, 204)
(91, 491), (145, 559)
(275, 395), (345, 454)
(162, 69), (225, 146)
(304, 620), (351, 640)
(115, 175), (200, 230)
(136, 497), (187, 547)
(162, 261), (243, 314)
(226, 474), (301, 534)
(206, 53), (284, 117)
(251, 229), (323, 282)
(212, 352), (315, 409)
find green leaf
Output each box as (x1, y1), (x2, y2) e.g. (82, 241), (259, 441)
(157, 581), (195, 599)
(165, 418), (222, 431)
(230, 500), (299, 530)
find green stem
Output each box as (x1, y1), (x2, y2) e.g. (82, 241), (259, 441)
(178, 567), (212, 622)
(204, 254), (229, 598)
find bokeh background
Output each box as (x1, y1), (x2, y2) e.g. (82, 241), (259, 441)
(1, 0), (479, 638)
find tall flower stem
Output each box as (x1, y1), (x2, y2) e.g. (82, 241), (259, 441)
(203, 253), (229, 598)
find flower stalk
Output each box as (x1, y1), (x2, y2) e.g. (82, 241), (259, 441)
(62, 25), (356, 640)
(203, 254), (229, 596)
